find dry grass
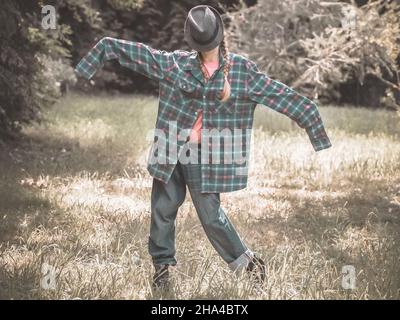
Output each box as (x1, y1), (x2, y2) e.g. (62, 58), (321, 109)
(0, 93), (399, 299)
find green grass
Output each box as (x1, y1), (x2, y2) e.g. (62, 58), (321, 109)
(0, 93), (399, 299)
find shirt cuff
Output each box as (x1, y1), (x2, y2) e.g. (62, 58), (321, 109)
(306, 126), (332, 152)
(74, 61), (97, 80)
(228, 249), (254, 274)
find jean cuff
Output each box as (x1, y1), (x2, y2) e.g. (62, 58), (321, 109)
(152, 258), (177, 267)
(228, 248), (254, 274)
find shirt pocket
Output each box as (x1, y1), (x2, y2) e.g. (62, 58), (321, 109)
(174, 77), (204, 117)
(176, 78), (201, 100)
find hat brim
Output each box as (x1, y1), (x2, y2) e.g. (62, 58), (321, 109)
(184, 5), (224, 52)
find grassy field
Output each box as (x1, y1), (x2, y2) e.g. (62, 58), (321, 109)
(1, 93), (399, 299)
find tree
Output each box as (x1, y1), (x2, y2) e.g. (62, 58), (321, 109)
(225, 0), (400, 107)
(0, 0), (75, 139)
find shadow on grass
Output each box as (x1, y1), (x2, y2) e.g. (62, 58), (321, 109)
(0, 157), (56, 298)
(13, 132), (137, 177)
(2, 123), (400, 298)
(243, 185), (400, 298)
(248, 185), (400, 251)
(0, 135), (151, 299)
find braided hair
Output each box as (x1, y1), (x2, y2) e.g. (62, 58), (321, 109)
(197, 34), (231, 102)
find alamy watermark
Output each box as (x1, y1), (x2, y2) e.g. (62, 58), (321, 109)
(40, 262), (57, 290)
(341, 265), (356, 290)
(145, 122), (255, 176)
(41, 5), (57, 30)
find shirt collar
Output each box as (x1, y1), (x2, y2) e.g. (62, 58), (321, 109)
(182, 48), (226, 71)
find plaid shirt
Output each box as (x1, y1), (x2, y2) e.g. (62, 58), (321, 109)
(75, 37), (332, 193)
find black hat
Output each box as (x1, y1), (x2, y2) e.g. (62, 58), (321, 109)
(184, 5), (224, 52)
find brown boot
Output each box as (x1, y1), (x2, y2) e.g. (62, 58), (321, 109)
(246, 255), (266, 285)
(152, 264), (170, 291)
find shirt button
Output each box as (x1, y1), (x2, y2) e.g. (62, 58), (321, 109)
(203, 95), (206, 99)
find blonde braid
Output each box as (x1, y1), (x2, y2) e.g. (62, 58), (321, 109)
(197, 34), (232, 102)
(219, 35), (231, 102)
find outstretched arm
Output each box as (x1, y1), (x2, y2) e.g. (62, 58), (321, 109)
(75, 37), (176, 82)
(245, 59), (332, 152)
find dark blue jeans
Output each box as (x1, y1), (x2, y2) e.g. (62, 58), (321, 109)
(148, 143), (254, 272)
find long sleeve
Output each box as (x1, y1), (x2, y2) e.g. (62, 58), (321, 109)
(75, 37), (176, 82)
(245, 59), (332, 152)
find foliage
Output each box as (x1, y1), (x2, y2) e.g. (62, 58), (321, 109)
(226, 0), (400, 107)
(0, 0), (75, 139)
(4, 0), (399, 139)
(107, 0), (145, 10)
(0, 0), (242, 138)
(64, 0), (240, 93)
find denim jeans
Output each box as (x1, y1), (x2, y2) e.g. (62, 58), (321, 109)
(148, 143), (254, 273)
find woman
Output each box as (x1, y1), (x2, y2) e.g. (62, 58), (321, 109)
(75, 5), (332, 291)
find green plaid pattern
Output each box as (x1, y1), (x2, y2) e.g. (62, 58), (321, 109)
(75, 37), (332, 193)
